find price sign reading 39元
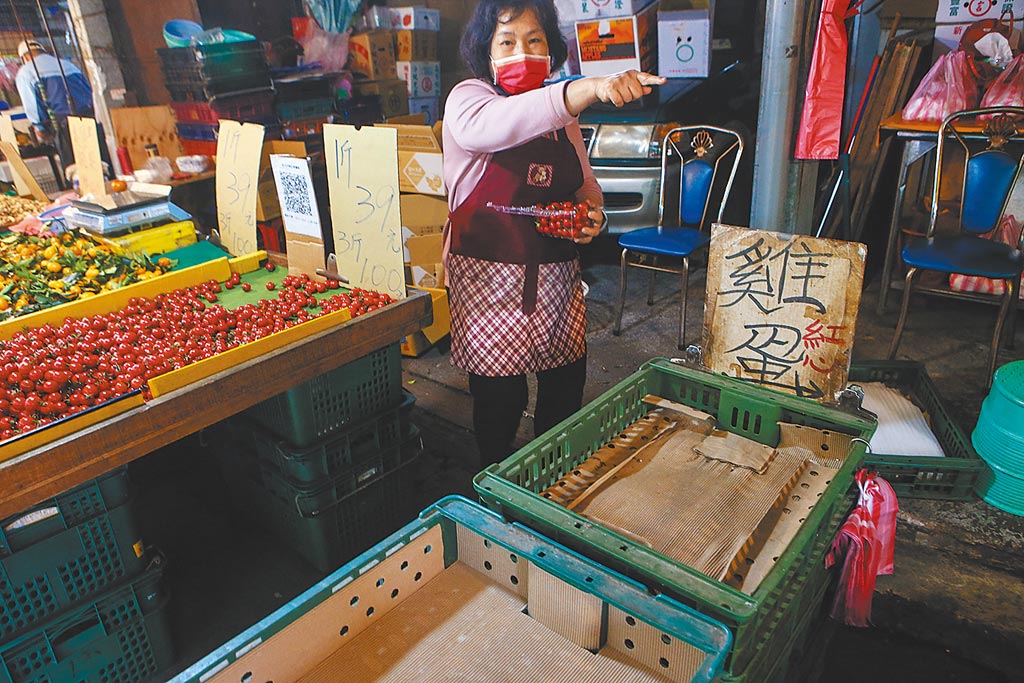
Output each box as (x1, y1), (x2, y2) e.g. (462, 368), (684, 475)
(216, 120), (265, 257)
(324, 124), (406, 300)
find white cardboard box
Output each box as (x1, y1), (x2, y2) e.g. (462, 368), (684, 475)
(557, 0), (655, 21)
(576, 1), (659, 77)
(408, 96), (440, 125)
(935, 0), (1023, 23)
(397, 61), (442, 97)
(389, 6), (441, 30)
(658, 1), (713, 78)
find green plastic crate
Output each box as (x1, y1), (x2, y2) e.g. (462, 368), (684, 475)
(849, 360), (985, 501)
(0, 501), (147, 643)
(473, 358), (875, 678)
(168, 496), (732, 683)
(233, 400), (410, 484)
(244, 343), (403, 447)
(0, 562), (172, 683)
(220, 434), (425, 571)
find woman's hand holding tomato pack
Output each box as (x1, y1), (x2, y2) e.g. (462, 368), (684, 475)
(535, 201), (603, 244)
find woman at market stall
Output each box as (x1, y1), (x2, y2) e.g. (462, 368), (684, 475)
(444, 0), (665, 467)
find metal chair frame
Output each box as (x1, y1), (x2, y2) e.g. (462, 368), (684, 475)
(612, 124), (743, 349)
(887, 107), (1024, 384)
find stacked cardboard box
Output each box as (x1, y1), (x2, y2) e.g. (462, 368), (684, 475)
(390, 7), (442, 125)
(349, 30), (410, 119)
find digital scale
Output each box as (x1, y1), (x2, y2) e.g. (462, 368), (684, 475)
(65, 191), (190, 235)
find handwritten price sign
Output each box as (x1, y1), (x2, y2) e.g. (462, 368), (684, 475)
(216, 120), (265, 256)
(68, 116), (105, 198)
(324, 124), (406, 300)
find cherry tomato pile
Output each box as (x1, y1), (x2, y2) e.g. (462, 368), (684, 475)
(0, 271), (392, 441)
(535, 201), (591, 240)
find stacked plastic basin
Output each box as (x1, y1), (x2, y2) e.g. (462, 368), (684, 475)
(0, 469), (173, 683)
(973, 360), (1024, 516)
(217, 343), (422, 572)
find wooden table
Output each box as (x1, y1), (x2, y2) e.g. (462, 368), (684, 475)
(0, 289), (433, 519)
(875, 114), (1022, 315)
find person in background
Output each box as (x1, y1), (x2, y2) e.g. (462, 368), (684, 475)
(444, 0), (665, 468)
(15, 39), (94, 168)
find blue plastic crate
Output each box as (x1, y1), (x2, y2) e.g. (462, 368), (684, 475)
(167, 496), (731, 683)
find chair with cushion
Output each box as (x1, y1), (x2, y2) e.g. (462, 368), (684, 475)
(611, 125), (743, 349)
(887, 108), (1024, 385)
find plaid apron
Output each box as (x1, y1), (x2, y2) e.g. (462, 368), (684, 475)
(448, 129), (586, 376)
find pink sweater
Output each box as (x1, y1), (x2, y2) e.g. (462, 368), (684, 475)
(442, 78), (603, 214)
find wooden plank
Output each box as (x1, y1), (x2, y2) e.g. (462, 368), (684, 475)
(110, 105), (184, 173)
(0, 289), (433, 518)
(0, 141), (49, 200)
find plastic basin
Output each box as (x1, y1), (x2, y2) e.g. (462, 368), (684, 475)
(163, 19), (203, 48)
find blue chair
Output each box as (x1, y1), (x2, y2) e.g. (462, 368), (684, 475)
(612, 125), (743, 349)
(887, 108), (1024, 385)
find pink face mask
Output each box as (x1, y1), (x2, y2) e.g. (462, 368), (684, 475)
(491, 53), (551, 95)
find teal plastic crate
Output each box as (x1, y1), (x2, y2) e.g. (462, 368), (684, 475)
(0, 562), (172, 683)
(233, 403), (408, 484)
(244, 343), (403, 447)
(0, 501), (147, 643)
(167, 496), (732, 683)
(219, 432), (425, 571)
(473, 358), (876, 678)
(849, 360), (985, 501)
(274, 97), (334, 120)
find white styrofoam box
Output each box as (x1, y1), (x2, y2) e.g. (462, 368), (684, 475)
(936, 0), (1023, 24)
(389, 6), (441, 30)
(408, 96), (439, 125)
(658, 7), (712, 78)
(397, 61), (442, 97)
(576, 1), (659, 77)
(558, 0), (655, 21)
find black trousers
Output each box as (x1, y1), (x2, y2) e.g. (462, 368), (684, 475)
(468, 355), (587, 469)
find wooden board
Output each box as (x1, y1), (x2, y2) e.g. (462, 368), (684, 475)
(110, 106), (185, 173)
(0, 141), (48, 200)
(702, 224), (867, 401)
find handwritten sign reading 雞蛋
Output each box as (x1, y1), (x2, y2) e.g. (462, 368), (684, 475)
(216, 120), (265, 257)
(323, 124), (406, 300)
(703, 224), (867, 401)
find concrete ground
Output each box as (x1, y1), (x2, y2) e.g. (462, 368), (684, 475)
(401, 237), (1024, 682)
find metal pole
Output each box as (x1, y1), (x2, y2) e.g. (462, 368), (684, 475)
(750, 0), (808, 232)
(34, 0), (77, 116)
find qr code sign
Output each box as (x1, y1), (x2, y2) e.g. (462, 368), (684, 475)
(280, 172), (313, 216)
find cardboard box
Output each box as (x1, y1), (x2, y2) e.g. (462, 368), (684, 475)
(379, 122), (446, 196)
(658, 0), (712, 78)
(407, 231), (444, 279)
(256, 140), (308, 221)
(936, 0), (1023, 23)
(395, 29), (438, 61)
(557, 0), (654, 21)
(400, 193), (448, 259)
(353, 79), (411, 118)
(401, 285), (450, 356)
(349, 31), (397, 80)
(576, 1), (658, 77)
(408, 96), (439, 125)
(397, 61), (442, 98)
(389, 6), (441, 30)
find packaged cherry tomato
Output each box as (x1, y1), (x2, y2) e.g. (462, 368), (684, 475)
(487, 201), (591, 241)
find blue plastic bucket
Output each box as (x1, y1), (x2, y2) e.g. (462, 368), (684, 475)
(163, 20), (203, 48)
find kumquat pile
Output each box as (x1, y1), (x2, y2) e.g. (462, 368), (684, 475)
(0, 230), (173, 320)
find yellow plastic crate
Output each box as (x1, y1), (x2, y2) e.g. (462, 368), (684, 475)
(108, 220), (197, 255)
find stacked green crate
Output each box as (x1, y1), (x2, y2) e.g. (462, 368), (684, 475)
(0, 469), (172, 683)
(474, 358), (877, 682)
(220, 344), (422, 571)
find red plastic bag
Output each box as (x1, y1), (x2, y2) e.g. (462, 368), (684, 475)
(980, 54), (1024, 113)
(949, 215), (1024, 298)
(795, 0), (861, 159)
(902, 51), (979, 121)
(825, 470), (898, 626)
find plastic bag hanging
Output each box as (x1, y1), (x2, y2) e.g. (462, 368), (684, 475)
(794, 0), (861, 160)
(304, 0), (363, 33)
(902, 50), (979, 122)
(980, 54), (1024, 115)
(825, 469), (898, 626)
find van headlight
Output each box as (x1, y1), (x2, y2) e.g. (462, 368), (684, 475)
(589, 123), (682, 160)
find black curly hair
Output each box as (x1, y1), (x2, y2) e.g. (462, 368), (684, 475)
(459, 0), (568, 82)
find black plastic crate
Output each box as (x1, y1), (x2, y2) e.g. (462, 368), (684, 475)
(166, 77), (273, 103)
(158, 42), (267, 83)
(0, 562), (172, 683)
(218, 432), (424, 571)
